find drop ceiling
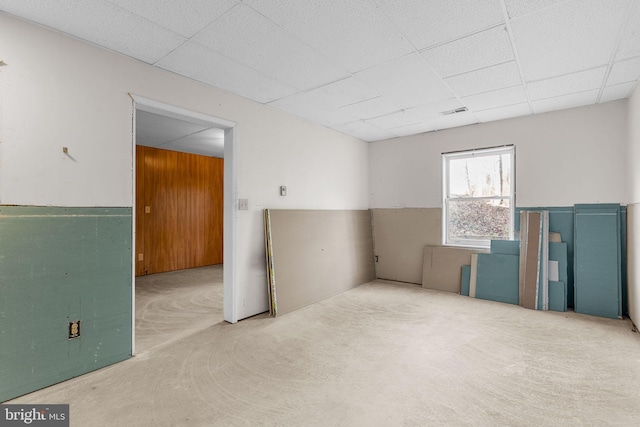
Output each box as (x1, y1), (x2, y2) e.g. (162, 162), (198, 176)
(136, 110), (225, 157)
(1, 0), (639, 142)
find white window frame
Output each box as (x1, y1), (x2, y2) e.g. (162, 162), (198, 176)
(442, 145), (515, 248)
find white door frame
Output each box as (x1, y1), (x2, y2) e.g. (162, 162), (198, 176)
(130, 95), (238, 354)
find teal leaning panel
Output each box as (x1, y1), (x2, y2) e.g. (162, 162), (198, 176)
(549, 243), (568, 285)
(475, 254), (519, 305)
(548, 281), (567, 312)
(461, 265), (471, 296)
(0, 206), (132, 401)
(620, 206), (628, 316)
(490, 240), (520, 255)
(574, 204), (621, 319)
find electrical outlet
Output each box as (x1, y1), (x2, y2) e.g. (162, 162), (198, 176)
(238, 199), (249, 210)
(68, 320), (81, 339)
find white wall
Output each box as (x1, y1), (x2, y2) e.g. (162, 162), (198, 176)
(370, 101), (628, 209)
(0, 13), (370, 320)
(627, 84), (640, 326)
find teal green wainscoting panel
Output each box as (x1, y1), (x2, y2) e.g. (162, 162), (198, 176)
(548, 281), (567, 312)
(516, 207), (575, 306)
(549, 243), (568, 286)
(490, 240), (520, 255)
(475, 254), (519, 305)
(461, 265), (471, 296)
(574, 204), (621, 319)
(0, 206), (132, 402)
(620, 206), (628, 316)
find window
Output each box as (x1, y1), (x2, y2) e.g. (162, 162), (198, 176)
(442, 146), (514, 248)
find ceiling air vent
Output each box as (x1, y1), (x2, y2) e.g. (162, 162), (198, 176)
(441, 106), (468, 116)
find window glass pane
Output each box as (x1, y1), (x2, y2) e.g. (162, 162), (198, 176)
(447, 198), (511, 243)
(448, 153), (511, 198)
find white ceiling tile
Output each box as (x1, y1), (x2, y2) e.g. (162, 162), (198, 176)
(421, 111), (480, 132)
(334, 120), (396, 142)
(527, 67), (606, 100)
(475, 103), (532, 123)
(387, 122), (440, 138)
(355, 54), (455, 109)
(136, 125), (184, 146)
(175, 132), (224, 151)
(311, 77), (381, 109)
(462, 85), (527, 111)
(268, 76), (383, 126)
(511, 0), (629, 81)
(0, 0), (186, 63)
(137, 111), (209, 137)
(242, 0), (413, 72)
(421, 26), (513, 78)
(193, 4), (349, 91)
(160, 140), (224, 158)
(407, 99), (468, 119)
(444, 61), (522, 97)
(365, 112), (423, 131)
(106, 0), (238, 37)
(600, 81), (637, 103)
(607, 56), (640, 86)
(194, 127), (225, 140)
(268, 91), (360, 127)
(503, 0), (566, 19)
(338, 97), (401, 120)
(532, 90), (599, 114)
(367, 98), (466, 130)
(376, 0), (504, 50)
(387, 111), (480, 136)
(615, 2), (640, 61)
(156, 41), (298, 103)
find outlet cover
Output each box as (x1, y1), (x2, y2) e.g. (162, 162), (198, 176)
(238, 199), (249, 210)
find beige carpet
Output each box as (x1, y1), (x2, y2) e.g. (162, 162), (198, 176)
(10, 266), (640, 426)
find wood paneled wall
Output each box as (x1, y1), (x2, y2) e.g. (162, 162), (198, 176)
(136, 146), (223, 276)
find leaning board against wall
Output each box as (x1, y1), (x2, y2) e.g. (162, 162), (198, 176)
(264, 209), (376, 316)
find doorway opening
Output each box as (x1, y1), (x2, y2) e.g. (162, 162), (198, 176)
(131, 95), (238, 354)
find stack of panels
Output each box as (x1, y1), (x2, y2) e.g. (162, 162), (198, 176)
(462, 241), (520, 305)
(460, 204), (624, 318)
(548, 242), (568, 312)
(515, 207), (575, 306)
(519, 211), (549, 310)
(460, 212), (561, 311)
